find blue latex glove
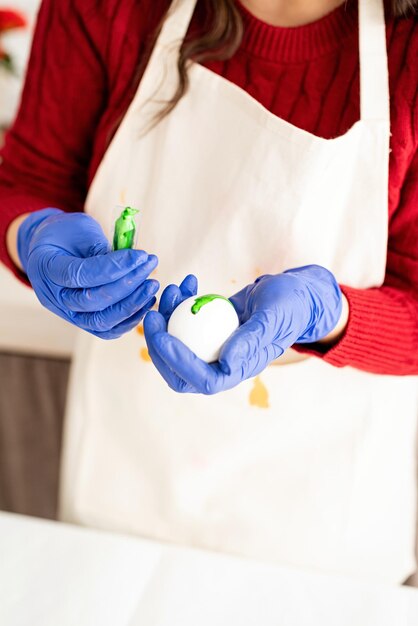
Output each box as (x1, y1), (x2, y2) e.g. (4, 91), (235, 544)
(18, 208), (159, 339)
(144, 266), (342, 394)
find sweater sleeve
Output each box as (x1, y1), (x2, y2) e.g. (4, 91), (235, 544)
(0, 0), (108, 280)
(297, 146), (418, 376)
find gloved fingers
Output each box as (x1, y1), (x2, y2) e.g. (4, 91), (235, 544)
(218, 310), (282, 375)
(149, 332), (282, 394)
(59, 259), (160, 312)
(41, 248), (157, 288)
(158, 275), (198, 322)
(158, 285), (182, 321)
(36, 285), (157, 340)
(68, 280), (159, 333)
(144, 311), (197, 393)
(94, 297), (157, 340)
(84, 239), (111, 257)
(150, 331), (230, 395)
(179, 274), (198, 298)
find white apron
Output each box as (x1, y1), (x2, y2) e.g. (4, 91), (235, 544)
(60, 0), (418, 582)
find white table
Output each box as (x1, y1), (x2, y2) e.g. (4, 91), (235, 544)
(1, 512), (418, 626)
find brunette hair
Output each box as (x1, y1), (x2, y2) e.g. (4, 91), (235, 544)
(155, 0), (417, 121)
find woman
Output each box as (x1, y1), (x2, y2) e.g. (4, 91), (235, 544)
(1, 0), (418, 583)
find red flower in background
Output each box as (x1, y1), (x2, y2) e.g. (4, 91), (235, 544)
(0, 8), (27, 73)
(0, 8), (26, 31)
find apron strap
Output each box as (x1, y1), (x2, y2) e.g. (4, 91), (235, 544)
(134, 0), (389, 124)
(132, 0), (198, 113)
(158, 0), (199, 48)
(359, 0), (390, 121)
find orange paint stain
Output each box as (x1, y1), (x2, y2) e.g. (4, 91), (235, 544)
(119, 190), (126, 205)
(249, 376), (269, 409)
(230, 278), (237, 284)
(140, 347), (152, 362)
(136, 325), (144, 336)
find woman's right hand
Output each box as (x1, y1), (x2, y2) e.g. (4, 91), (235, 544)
(16, 209), (159, 339)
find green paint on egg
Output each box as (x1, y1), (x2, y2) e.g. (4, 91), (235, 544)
(191, 294), (234, 315)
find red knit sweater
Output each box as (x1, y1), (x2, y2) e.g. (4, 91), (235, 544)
(0, 0), (417, 375)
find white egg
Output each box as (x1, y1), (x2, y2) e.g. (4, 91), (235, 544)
(167, 294), (240, 363)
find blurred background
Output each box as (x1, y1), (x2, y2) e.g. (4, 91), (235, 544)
(0, 0), (76, 521)
(0, 1), (37, 129)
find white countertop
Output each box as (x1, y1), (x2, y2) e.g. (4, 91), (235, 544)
(1, 512), (418, 626)
(0, 264), (76, 358)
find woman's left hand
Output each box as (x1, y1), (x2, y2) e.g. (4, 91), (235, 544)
(144, 265), (343, 395)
